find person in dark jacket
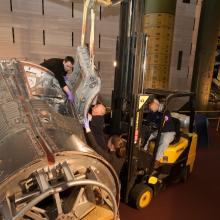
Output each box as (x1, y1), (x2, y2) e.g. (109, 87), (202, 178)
(84, 117), (126, 177)
(40, 56), (75, 103)
(89, 104), (107, 149)
(144, 99), (176, 165)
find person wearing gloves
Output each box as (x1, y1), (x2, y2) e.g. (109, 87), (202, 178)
(83, 117), (126, 177)
(40, 56), (75, 103)
(144, 98), (176, 168)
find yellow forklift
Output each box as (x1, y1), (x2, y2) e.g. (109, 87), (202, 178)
(119, 89), (198, 209)
(110, 0), (198, 209)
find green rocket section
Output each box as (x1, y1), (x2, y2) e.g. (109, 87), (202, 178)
(192, 0), (220, 109)
(143, 0), (176, 89)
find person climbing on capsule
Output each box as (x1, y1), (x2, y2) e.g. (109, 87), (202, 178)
(40, 56), (75, 103)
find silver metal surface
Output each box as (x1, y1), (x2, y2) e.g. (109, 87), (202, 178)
(0, 59), (120, 220)
(67, 0), (103, 123)
(68, 46), (101, 123)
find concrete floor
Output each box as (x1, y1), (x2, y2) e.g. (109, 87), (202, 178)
(119, 120), (220, 220)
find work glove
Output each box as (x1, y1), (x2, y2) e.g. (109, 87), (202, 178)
(83, 117), (91, 133)
(88, 113), (92, 121)
(83, 117), (90, 130)
(66, 90), (75, 103)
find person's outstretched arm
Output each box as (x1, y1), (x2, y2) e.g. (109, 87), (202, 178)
(83, 117), (110, 161)
(63, 85), (75, 103)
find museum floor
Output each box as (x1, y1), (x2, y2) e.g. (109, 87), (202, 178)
(120, 120), (220, 220)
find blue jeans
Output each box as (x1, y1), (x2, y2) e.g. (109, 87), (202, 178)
(144, 131), (176, 161)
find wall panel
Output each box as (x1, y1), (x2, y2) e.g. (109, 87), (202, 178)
(44, 0), (72, 18)
(0, 0), (11, 13)
(13, 0), (42, 15)
(0, 0), (119, 105)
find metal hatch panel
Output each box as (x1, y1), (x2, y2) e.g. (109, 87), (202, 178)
(68, 46), (101, 123)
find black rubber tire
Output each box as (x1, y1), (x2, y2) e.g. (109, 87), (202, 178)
(129, 183), (153, 209)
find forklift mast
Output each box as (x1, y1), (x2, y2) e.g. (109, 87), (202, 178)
(110, 0), (149, 202)
(111, 0), (147, 134)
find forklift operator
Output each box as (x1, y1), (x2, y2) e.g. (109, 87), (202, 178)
(144, 99), (176, 165)
(40, 56), (75, 103)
